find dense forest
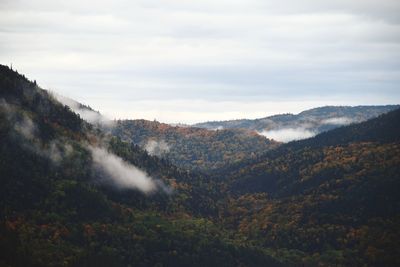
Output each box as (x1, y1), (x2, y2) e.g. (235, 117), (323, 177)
(0, 65), (282, 267)
(112, 120), (278, 171)
(1, 65), (399, 266)
(112, 106), (398, 172)
(213, 114), (400, 266)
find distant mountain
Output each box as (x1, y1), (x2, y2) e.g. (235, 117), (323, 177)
(111, 119), (278, 171)
(194, 105), (399, 142)
(212, 107), (400, 266)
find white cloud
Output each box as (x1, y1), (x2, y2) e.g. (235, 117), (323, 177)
(144, 139), (170, 156)
(0, 98), (161, 194)
(212, 126), (224, 131)
(1, 0), (399, 123)
(0, 99), (37, 140)
(322, 117), (354, 125)
(0, 98), (76, 164)
(51, 92), (115, 127)
(89, 146), (156, 193)
(259, 128), (316, 142)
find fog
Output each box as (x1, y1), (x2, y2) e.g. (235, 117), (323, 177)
(144, 139), (170, 157)
(52, 92), (115, 127)
(259, 128), (316, 142)
(89, 146), (157, 193)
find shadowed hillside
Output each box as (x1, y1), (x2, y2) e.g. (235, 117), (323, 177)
(0, 65), (283, 267)
(1, 65), (399, 267)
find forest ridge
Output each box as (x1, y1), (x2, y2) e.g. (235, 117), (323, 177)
(0, 64), (399, 266)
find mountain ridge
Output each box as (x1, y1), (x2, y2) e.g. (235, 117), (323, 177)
(1, 64), (400, 266)
(193, 105), (399, 143)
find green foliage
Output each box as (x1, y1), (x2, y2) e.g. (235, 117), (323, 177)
(1, 64), (400, 267)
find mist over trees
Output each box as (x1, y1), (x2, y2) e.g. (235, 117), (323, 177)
(0, 65), (399, 266)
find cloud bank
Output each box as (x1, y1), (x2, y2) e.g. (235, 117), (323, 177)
(259, 128), (316, 142)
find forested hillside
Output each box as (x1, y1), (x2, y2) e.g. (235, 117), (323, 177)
(212, 108), (400, 266)
(1, 65), (399, 267)
(112, 120), (278, 171)
(0, 65), (282, 267)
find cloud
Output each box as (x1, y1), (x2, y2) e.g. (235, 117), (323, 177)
(1, 0), (399, 123)
(322, 117), (354, 125)
(89, 146), (156, 193)
(259, 127), (316, 142)
(13, 113), (36, 140)
(14, 118), (73, 164)
(0, 99), (164, 194)
(1, 98), (38, 141)
(0, 99), (14, 114)
(51, 92), (115, 127)
(212, 126), (224, 131)
(93, 98), (358, 124)
(0, 99), (75, 164)
(144, 139), (170, 156)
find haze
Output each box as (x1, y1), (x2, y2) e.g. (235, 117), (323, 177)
(1, 0), (399, 123)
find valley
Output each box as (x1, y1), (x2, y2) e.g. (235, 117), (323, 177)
(0, 65), (399, 266)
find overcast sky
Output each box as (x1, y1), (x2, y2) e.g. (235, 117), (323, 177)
(1, 0), (399, 124)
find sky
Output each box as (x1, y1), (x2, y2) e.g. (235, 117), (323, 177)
(1, 0), (400, 124)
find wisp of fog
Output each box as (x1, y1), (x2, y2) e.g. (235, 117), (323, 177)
(89, 146), (156, 193)
(51, 92), (115, 127)
(259, 128), (316, 143)
(144, 139), (170, 157)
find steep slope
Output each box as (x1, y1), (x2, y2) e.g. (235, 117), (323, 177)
(194, 105), (399, 142)
(0, 65), (283, 267)
(214, 108), (400, 266)
(112, 119), (278, 171)
(2, 64), (399, 267)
